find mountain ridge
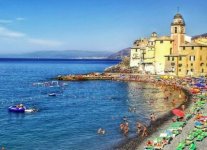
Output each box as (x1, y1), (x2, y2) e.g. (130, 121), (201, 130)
(0, 49), (131, 59)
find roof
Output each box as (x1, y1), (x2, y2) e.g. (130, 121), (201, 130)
(180, 42), (207, 47)
(131, 46), (146, 50)
(165, 54), (187, 57)
(174, 13), (183, 19)
(171, 13), (185, 26)
(192, 33), (207, 40)
(155, 36), (173, 41)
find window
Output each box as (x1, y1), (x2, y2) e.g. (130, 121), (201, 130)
(135, 49), (137, 52)
(191, 69), (194, 72)
(175, 27), (177, 33)
(178, 64), (182, 67)
(200, 47), (202, 50)
(179, 69), (181, 72)
(189, 56), (195, 61)
(172, 57), (174, 61)
(200, 63), (204, 66)
(191, 63), (193, 66)
(167, 57), (170, 61)
(192, 46), (194, 50)
(200, 56), (202, 61)
(179, 56), (182, 61)
(170, 41), (172, 44)
(183, 47), (185, 50)
(160, 40), (163, 44)
(202, 69), (204, 73)
(170, 48), (172, 54)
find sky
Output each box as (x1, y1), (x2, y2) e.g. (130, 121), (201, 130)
(0, 0), (206, 54)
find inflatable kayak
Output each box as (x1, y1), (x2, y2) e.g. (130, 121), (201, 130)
(8, 105), (26, 113)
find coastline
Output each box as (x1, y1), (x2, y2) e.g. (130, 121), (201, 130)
(57, 73), (193, 150)
(114, 86), (192, 150)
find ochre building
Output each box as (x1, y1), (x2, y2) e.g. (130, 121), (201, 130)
(130, 13), (207, 77)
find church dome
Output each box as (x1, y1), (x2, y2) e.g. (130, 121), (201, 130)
(171, 13), (185, 26)
(151, 32), (157, 37)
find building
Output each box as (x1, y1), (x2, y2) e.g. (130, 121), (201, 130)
(129, 12), (207, 77)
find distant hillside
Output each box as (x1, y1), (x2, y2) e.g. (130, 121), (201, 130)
(0, 50), (114, 59)
(107, 47), (131, 60)
(192, 33), (207, 39)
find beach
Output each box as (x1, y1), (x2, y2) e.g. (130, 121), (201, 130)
(57, 72), (207, 150)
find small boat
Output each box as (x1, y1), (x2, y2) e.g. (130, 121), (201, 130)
(8, 105), (26, 113)
(48, 93), (57, 96)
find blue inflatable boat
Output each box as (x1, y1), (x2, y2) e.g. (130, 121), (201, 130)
(8, 105), (26, 113)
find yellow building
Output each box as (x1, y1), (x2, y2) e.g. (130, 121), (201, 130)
(154, 36), (173, 74)
(165, 14), (207, 77)
(142, 32), (157, 73)
(130, 12), (207, 77)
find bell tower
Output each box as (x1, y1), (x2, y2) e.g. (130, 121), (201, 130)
(171, 13), (186, 54)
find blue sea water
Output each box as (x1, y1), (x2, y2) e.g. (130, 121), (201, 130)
(0, 59), (183, 150)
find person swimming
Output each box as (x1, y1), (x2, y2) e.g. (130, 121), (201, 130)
(97, 128), (105, 135)
(25, 108), (37, 113)
(136, 122), (142, 134)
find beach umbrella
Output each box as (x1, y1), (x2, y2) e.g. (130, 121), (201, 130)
(194, 83), (205, 88)
(197, 95), (206, 99)
(199, 116), (207, 121)
(172, 109), (185, 117)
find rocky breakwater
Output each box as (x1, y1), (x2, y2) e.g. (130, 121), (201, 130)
(104, 56), (134, 73)
(56, 72), (118, 81)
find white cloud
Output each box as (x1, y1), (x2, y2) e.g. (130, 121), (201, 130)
(0, 19), (13, 24)
(0, 26), (64, 51)
(28, 38), (63, 47)
(0, 17), (25, 24)
(0, 26), (26, 38)
(16, 17), (25, 21)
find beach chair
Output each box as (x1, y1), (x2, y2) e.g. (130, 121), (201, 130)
(200, 131), (207, 137)
(172, 130), (180, 136)
(189, 131), (199, 138)
(186, 134), (194, 141)
(185, 114), (193, 120)
(193, 129), (203, 134)
(168, 126), (182, 131)
(176, 141), (185, 150)
(196, 134), (204, 141)
(189, 142), (196, 150)
(144, 146), (154, 150)
(185, 139), (193, 146)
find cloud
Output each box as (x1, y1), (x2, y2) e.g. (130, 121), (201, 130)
(16, 17), (25, 21)
(0, 19), (13, 24)
(0, 26), (63, 49)
(0, 26), (26, 38)
(28, 38), (63, 47)
(0, 17), (25, 24)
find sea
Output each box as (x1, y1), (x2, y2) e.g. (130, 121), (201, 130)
(0, 58), (185, 150)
